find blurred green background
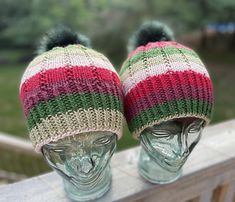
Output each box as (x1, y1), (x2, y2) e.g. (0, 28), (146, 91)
(0, 0), (235, 152)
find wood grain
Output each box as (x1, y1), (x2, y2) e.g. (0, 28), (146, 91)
(0, 132), (38, 156)
(212, 184), (229, 202)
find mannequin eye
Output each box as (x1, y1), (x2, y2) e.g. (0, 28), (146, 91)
(151, 129), (171, 138)
(52, 147), (66, 153)
(93, 136), (112, 145)
(53, 148), (63, 152)
(188, 127), (200, 133)
(188, 120), (205, 133)
(188, 125), (202, 133)
(50, 144), (72, 153)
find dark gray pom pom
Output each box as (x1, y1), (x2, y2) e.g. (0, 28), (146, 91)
(128, 21), (174, 53)
(37, 26), (91, 54)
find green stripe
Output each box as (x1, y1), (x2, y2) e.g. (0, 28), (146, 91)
(129, 99), (211, 133)
(120, 47), (198, 76)
(27, 92), (123, 130)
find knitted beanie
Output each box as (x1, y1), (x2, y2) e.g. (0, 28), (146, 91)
(19, 27), (124, 152)
(120, 21), (214, 139)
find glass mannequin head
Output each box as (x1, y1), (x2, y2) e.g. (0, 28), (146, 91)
(41, 131), (117, 201)
(140, 117), (205, 172)
(138, 117), (206, 184)
(119, 20), (213, 184)
(18, 26), (124, 201)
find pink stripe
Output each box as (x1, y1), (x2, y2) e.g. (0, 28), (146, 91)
(125, 70), (212, 100)
(22, 78), (122, 116)
(20, 65), (120, 99)
(128, 41), (192, 59)
(124, 71), (213, 122)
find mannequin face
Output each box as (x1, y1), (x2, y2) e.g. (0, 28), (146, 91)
(41, 132), (117, 188)
(140, 118), (205, 172)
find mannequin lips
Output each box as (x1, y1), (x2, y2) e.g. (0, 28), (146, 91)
(163, 156), (187, 170)
(146, 147), (188, 172)
(64, 155), (106, 181)
(65, 156), (95, 176)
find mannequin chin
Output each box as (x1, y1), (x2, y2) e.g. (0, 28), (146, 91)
(138, 117), (205, 184)
(41, 132), (117, 201)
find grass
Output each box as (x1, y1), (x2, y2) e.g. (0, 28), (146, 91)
(199, 50), (235, 123)
(0, 50), (235, 151)
(0, 64), (28, 138)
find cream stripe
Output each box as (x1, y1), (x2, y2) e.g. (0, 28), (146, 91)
(29, 49), (113, 70)
(30, 109), (123, 152)
(29, 45), (103, 67)
(121, 53), (204, 82)
(122, 61), (209, 95)
(21, 55), (114, 83)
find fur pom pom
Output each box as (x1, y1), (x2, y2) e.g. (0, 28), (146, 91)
(128, 21), (174, 53)
(37, 26), (91, 54)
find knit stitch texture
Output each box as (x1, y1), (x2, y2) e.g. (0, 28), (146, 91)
(20, 44), (124, 152)
(120, 41), (213, 139)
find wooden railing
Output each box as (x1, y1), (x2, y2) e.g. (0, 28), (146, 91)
(0, 132), (50, 182)
(1, 119), (235, 201)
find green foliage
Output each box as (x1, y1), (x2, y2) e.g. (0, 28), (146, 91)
(0, 63), (28, 138)
(0, 0), (95, 48)
(0, 0), (234, 60)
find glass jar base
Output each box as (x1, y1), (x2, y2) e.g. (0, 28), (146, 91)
(138, 165), (182, 184)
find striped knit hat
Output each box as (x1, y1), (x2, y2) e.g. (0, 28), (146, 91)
(120, 21), (214, 139)
(19, 27), (124, 152)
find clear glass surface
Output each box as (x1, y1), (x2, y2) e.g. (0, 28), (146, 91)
(41, 131), (117, 201)
(138, 118), (205, 184)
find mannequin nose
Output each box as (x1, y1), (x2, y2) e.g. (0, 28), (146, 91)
(179, 133), (189, 156)
(79, 156), (94, 174)
(78, 156), (94, 174)
(69, 155), (95, 174)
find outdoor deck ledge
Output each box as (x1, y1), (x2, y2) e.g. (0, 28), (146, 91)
(1, 119), (235, 202)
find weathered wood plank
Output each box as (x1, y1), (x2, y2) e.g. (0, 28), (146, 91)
(1, 119), (235, 202)
(0, 170), (26, 182)
(212, 184), (229, 202)
(0, 132), (38, 156)
(224, 181), (235, 202)
(199, 190), (213, 202)
(187, 197), (200, 202)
